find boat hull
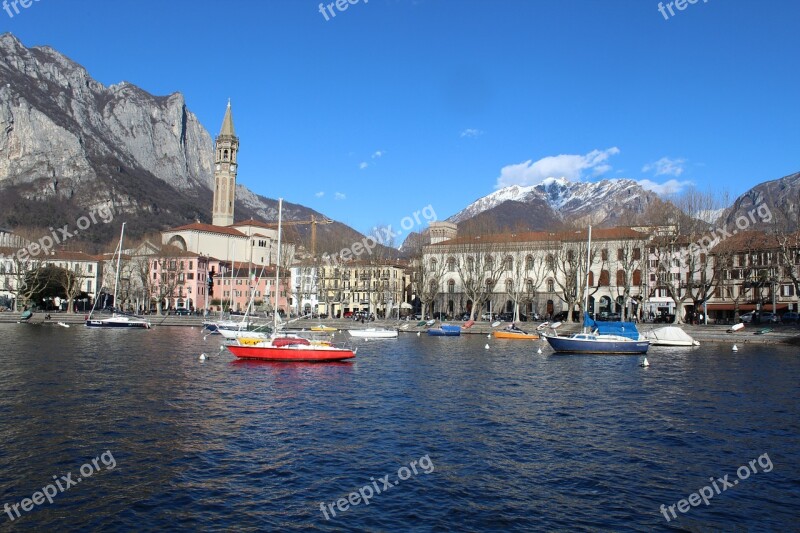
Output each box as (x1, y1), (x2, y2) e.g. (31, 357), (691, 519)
(85, 319), (150, 329)
(226, 344), (355, 362)
(543, 334), (649, 354)
(493, 330), (540, 340)
(348, 329), (398, 339)
(427, 329), (460, 336)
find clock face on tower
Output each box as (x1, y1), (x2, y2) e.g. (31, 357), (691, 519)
(215, 164), (220, 171)
(230, 164), (236, 172)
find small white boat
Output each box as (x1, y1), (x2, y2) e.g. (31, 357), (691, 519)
(643, 326), (699, 347)
(348, 328), (398, 339)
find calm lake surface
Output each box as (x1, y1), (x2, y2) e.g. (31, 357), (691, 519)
(0, 324), (797, 531)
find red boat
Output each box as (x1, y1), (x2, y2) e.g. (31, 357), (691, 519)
(226, 337), (356, 362)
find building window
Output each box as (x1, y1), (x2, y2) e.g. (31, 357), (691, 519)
(547, 279), (555, 292)
(525, 255), (534, 270)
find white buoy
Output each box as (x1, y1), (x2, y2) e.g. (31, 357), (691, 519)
(199, 353), (206, 361)
(219, 345), (225, 351)
(487, 334), (491, 338)
(640, 357), (649, 367)
(485, 344), (490, 350)
(417, 331), (421, 336)
(537, 347), (543, 354)
(732, 344), (738, 351)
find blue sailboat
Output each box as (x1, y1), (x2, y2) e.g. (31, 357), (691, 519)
(543, 313), (649, 354)
(542, 226), (648, 355)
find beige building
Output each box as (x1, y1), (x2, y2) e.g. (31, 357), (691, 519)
(316, 261), (409, 318)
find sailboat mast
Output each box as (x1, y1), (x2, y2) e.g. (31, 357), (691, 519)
(273, 198), (283, 333)
(112, 222), (125, 312)
(584, 225), (592, 314)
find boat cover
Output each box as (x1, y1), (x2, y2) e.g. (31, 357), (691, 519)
(584, 313), (640, 340)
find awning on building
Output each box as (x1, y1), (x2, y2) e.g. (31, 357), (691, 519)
(705, 303), (789, 312)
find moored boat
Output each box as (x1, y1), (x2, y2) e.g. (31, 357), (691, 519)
(543, 332), (649, 354)
(225, 199), (356, 363)
(348, 328), (398, 339)
(85, 223), (150, 329)
(227, 335), (356, 361)
(311, 325), (337, 332)
(427, 324), (461, 336)
(493, 329), (540, 340)
(541, 227), (647, 355)
(643, 326), (699, 346)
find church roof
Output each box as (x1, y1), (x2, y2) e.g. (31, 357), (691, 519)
(166, 222), (247, 238)
(230, 218), (274, 229)
(219, 100), (236, 137)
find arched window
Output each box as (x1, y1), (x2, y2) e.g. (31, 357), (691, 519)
(223, 149), (229, 161)
(503, 256), (513, 271)
(616, 269), (625, 286)
(485, 255), (494, 271)
(525, 279), (534, 293)
(430, 258), (438, 271)
(429, 280), (437, 292)
(546, 254), (555, 270)
(466, 257), (475, 272)
(505, 279), (513, 293)
(547, 279), (555, 292)
(447, 257), (456, 272)
(599, 270), (610, 286)
(448, 279), (455, 293)
(633, 269), (642, 286)
(486, 279), (495, 291)
(525, 255), (534, 270)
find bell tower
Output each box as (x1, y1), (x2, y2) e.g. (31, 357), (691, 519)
(212, 100), (239, 226)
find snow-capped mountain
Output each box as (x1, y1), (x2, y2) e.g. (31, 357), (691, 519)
(449, 177), (659, 230)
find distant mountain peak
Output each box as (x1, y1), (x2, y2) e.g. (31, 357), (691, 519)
(449, 177), (656, 230)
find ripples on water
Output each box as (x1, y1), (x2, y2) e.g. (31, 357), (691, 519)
(0, 324), (797, 531)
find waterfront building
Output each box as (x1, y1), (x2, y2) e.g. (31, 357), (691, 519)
(315, 261), (409, 318)
(422, 225), (652, 321)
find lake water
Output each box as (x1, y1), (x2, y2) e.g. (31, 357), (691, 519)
(0, 324), (797, 531)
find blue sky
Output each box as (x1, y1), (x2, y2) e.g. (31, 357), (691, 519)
(4, 0), (799, 234)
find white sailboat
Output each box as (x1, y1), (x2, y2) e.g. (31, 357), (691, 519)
(85, 223), (151, 329)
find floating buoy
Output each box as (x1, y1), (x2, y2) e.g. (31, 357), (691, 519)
(199, 353), (206, 361)
(417, 331), (421, 336)
(487, 334), (491, 338)
(537, 347), (543, 354)
(732, 344), (738, 351)
(485, 344), (490, 350)
(219, 345), (225, 351)
(640, 357), (650, 367)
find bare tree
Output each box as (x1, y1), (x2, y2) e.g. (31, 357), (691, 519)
(550, 235), (598, 323)
(610, 237), (646, 321)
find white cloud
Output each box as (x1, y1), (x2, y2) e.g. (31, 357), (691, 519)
(460, 128), (483, 138)
(371, 150), (384, 159)
(334, 192), (346, 200)
(495, 147), (620, 189)
(359, 162), (368, 170)
(642, 157), (687, 177)
(315, 191), (325, 198)
(637, 178), (693, 195)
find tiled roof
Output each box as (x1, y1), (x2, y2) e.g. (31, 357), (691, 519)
(429, 227), (649, 247)
(166, 222), (247, 237)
